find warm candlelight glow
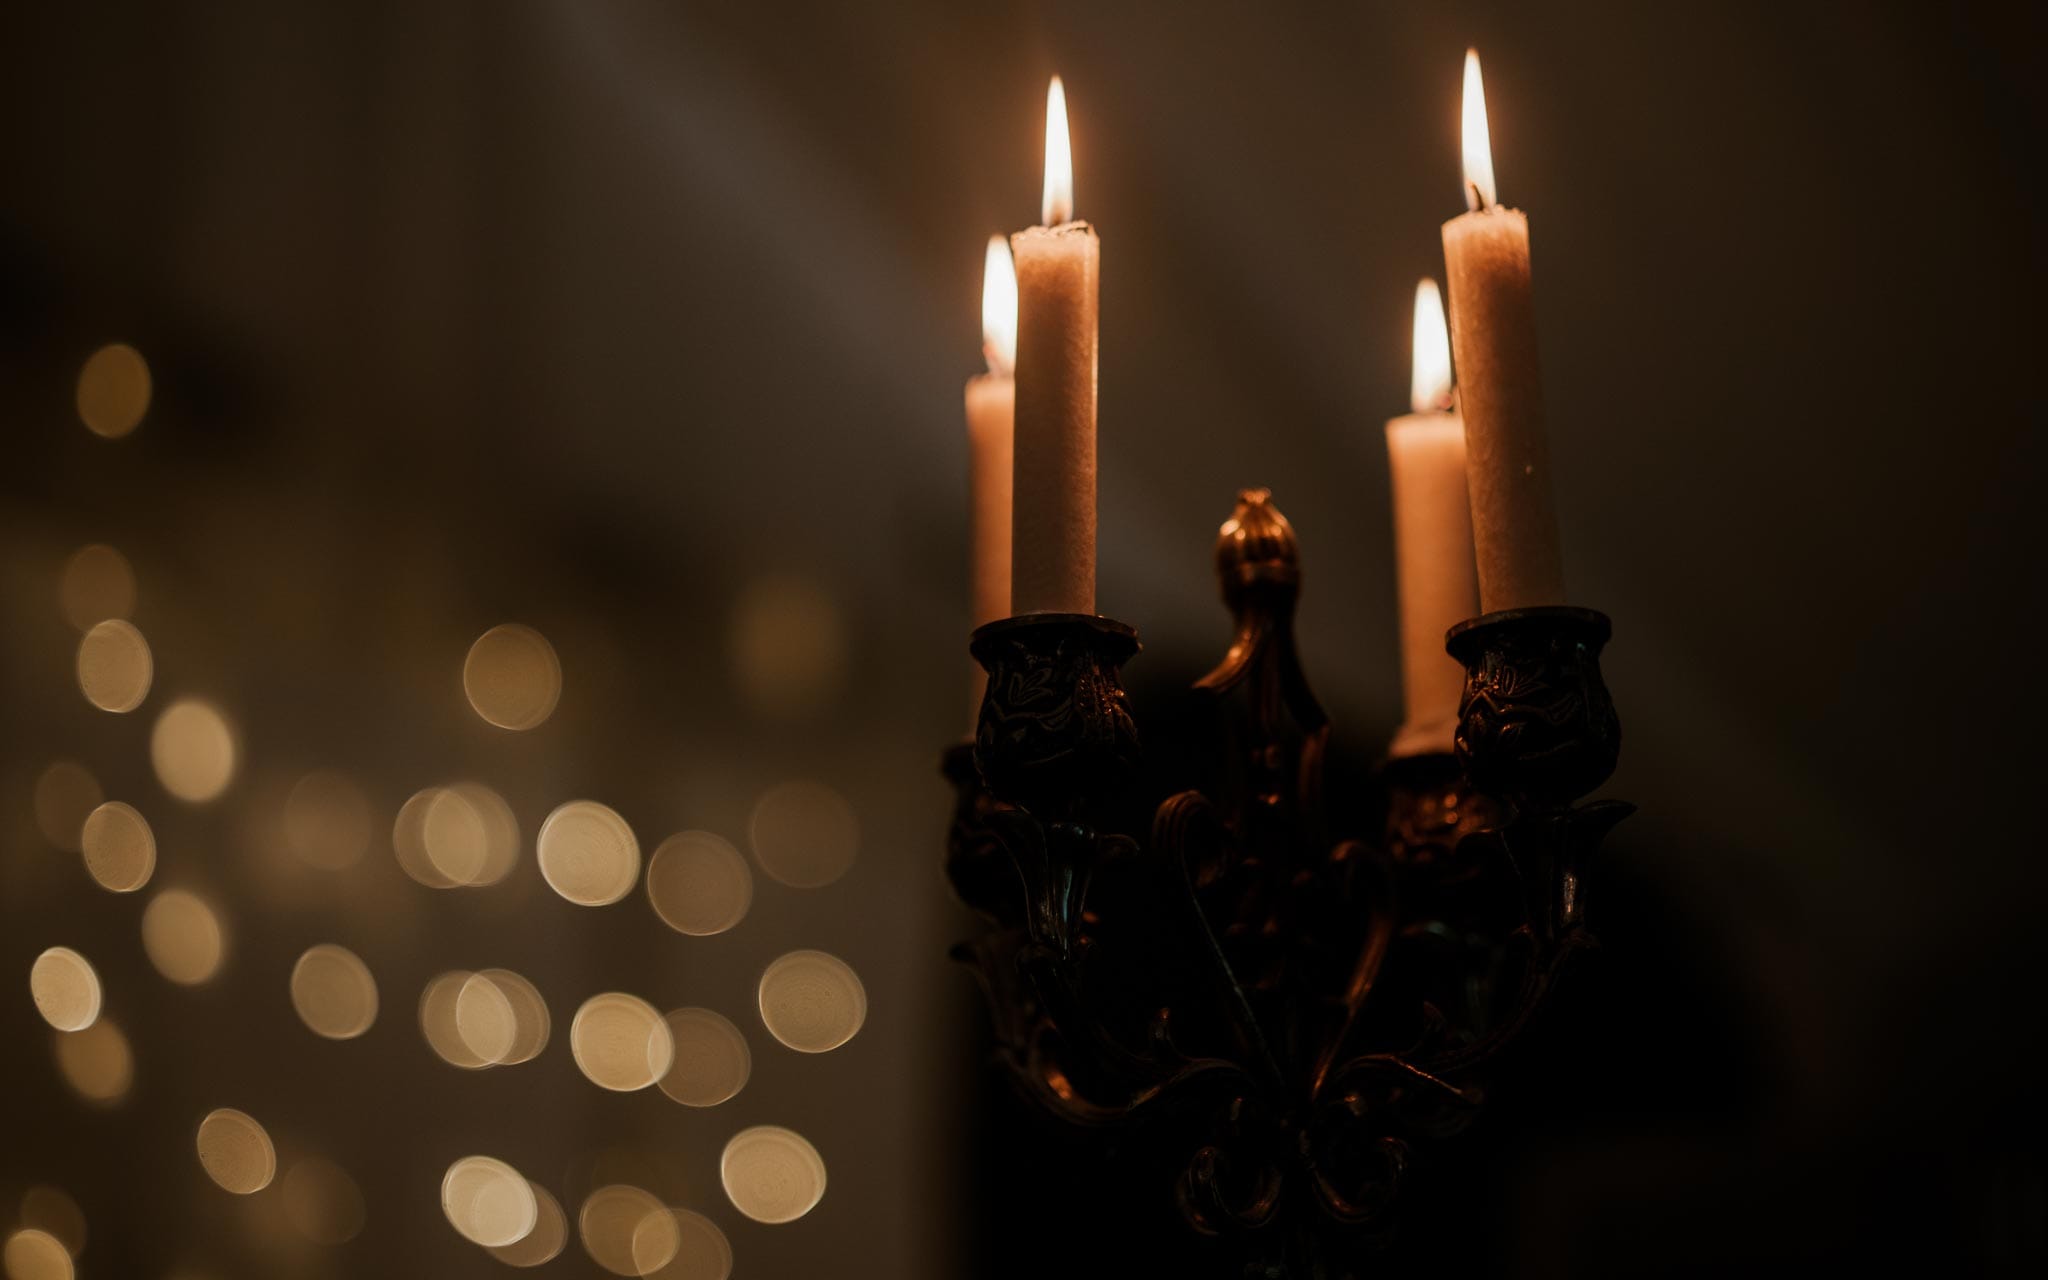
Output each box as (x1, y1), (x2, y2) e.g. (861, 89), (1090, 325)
(1461, 49), (1497, 211)
(1042, 76), (1073, 226)
(981, 235), (1018, 375)
(1410, 278), (1454, 413)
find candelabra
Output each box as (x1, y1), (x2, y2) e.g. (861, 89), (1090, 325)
(944, 488), (1629, 1277)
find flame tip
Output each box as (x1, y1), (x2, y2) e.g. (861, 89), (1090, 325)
(1042, 77), (1074, 225)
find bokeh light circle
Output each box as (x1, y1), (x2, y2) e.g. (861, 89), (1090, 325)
(140, 889), (226, 985)
(570, 993), (673, 1092)
(420, 971), (489, 1069)
(757, 949), (867, 1053)
(52, 1019), (131, 1104)
(1, 1229), (72, 1280)
(577, 1185), (671, 1277)
(538, 801), (640, 907)
(472, 968), (550, 1065)
(75, 620), (152, 712)
(441, 1156), (537, 1248)
(195, 1108), (275, 1195)
(29, 948), (101, 1032)
(58, 543), (134, 631)
(659, 1209), (733, 1280)
(646, 832), (753, 937)
(17, 1187), (86, 1259)
(463, 624), (562, 730)
(720, 1125), (827, 1224)
(80, 801), (155, 892)
(75, 343), (150, 438)
(748, 780), (858, 888)
(485, 1182), (567, 1267)
(455, 972), (518, 1064)
(289, 944), (379, 1040)
(150, 700), (237, 803)
(658, 1008), (751, 1108)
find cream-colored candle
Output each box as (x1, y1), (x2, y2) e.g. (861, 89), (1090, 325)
(1440, 49), (1565, 613)
(1009, 76), (1099, 616)
(966, 235), (1017, 718)
(1386, 279), (1480, 758)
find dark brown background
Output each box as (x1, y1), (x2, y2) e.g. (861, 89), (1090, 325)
(2, 1), (2043, 1276)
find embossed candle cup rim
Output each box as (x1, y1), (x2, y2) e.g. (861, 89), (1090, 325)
(968, 611), (1139, 669)
(1443, 604), (1612, 665)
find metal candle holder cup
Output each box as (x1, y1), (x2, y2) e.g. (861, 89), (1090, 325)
(1445, 605), (1620, 815)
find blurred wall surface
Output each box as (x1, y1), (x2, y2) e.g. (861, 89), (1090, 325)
(2, 2), (2043, 1277)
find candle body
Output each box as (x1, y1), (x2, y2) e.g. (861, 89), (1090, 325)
(1384, 412), (1480, 758)
(1441, 207), (1565, 612)
(965, 373), (1015, 719)
(1009, 222), (1099, 615)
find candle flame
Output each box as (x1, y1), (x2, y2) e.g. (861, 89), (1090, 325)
(1043, 76), (1073, 226)
(981, 235), (1018, 375)
(1410, 278), (1453, 414)
(1461, 49), (1497, 211)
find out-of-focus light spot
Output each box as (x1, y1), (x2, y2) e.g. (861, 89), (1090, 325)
(283, 771), (372, 871)
(150, 700), (237, 804)
(51, 1020), (131, 1104)
(538, 801), (640, 907)
(17, 1188), (85, 1259)
(452, 783), (519, 885)
(195, 1109), (275, 1195)
(627, 1209), (680, 1277)
(462, 968), (550, 1066)
(720, 1126), (826, 1224)
(442, 1156), (537, 1248)
(728, 575), (846, 718)
(80, 801), (155, 893)
(578, 1185), (671, 1277)
(392, 789), (454, 888)
(463, 624), (562, 731)
(289, 944), (379, 1040)
(280, 1157), (366, 1245)
(658, 1008), (750, 1108)
(485, 1182), (567, 1268)
(75, 620), (152, 713)
(455, 972), (516, 1064)
(757, 950), (866, 1054)
(1, 1229), (72, 1280)
(141, 889), (226, 984)
(747, 781), (857, 889)
(646, 832), (752, 937)
(398, 784), (518, 888)
(58, 544), (135, 632)
(658, 1209), (732, 1280)
(32, 763), (101, 852)
(420, 971), (489, 1069)
(29, 948), (101, 1032)
(570, 993), (673, 1092)
(75, 343), (150, 439)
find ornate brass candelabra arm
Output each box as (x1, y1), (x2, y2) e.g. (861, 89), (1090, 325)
(945, 490), (1630, 1278)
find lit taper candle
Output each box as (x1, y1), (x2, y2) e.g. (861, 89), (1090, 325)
(1440, 49), (1565, 612)
(1385, 279), (1479, 758)
(1009, 76), (1099, 615)
(966, 235), (1017, 718)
